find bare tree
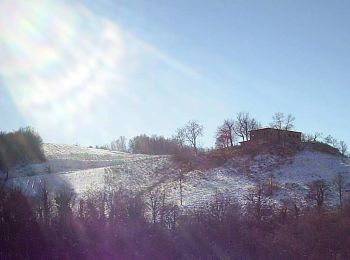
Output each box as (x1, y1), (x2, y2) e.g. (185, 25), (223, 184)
(215, 119), (235, 149)
(55, 186), (76, 221)
(117, 136), (127, 152)
(339, 141), (348, 160)
(181, 120), (203, 152)
(270, 112), (284, 130)
(284, 114), (296, 130)
(37, 181), (52, 226)
(110, 141), (117, 151)
(234, 112), (261, 141)
(312, 132), (323, 142)
(179, 170), (184, 206)
(324, 135), (338, 147)
(306, 180), (329, 210)
(333, 173), (346, 208)
(267, 172), (277, 196)
(302, 133), (312, 142)
(245, 182), (270, 221)
(159, 189), (167, 225)
(164, 203), (180, 230)
(147, 189), (161, 224)
(215, 132), (229, 149)
(235, 112), (249, 141)
(270, 112), (295, 130)
(174, 128), (186, 148)
(208, 191), (233, 223)
(110, 136), (127, 152)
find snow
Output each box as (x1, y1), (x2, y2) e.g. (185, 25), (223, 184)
(5, 143), (350, 208)
(10, 143), (152, 178)
(8, 144), (172, 196)
(271, 151), (350, 204)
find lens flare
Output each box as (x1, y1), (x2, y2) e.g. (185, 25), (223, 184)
(0, 0), (126, 141)
(0, 0), (201, 144)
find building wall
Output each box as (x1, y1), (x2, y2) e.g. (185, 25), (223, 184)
(249, 129), (301, 145)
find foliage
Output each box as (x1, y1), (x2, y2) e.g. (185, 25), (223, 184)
(129, 134), (180, 155)
(0, 127), (45, 173)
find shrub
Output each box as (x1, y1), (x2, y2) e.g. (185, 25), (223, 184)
(0, 127), (45, 173)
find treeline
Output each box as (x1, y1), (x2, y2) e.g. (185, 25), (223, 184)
(99, 112), (348, 159)
(128, 134), (180, 155)
(97, 135), (181, 155)
(1, 182), (350, 259)
(99, 120), (204, 155)
(0, 127), (45, 174)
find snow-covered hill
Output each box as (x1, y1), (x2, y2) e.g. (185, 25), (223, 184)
(5, 143), (350, 208)
(151, 150), (350, 207)
(7, 143), (172, 195)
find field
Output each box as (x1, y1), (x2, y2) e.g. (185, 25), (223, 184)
(5, 143), (350, 207)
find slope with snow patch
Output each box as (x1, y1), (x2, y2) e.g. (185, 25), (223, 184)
(8, 144), (172, 195)
(159, 150), (350, 207)
(6, 144), (350, 208)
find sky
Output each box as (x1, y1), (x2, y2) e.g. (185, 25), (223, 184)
(0, 0), (350, 148)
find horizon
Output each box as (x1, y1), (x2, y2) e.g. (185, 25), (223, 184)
(1, 0), (350, 148)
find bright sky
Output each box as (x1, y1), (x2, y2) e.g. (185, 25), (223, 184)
(1, 0), (350, 147)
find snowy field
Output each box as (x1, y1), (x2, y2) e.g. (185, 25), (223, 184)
(7, 143), (172, 196)
(5, 143), (350, 207)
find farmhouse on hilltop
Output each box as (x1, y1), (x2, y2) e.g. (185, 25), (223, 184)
(240, 128), (302, 148)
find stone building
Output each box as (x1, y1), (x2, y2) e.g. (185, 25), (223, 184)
(240, 128), (302, 147)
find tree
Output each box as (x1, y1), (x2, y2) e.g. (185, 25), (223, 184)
(312, 132), (323, 142)
(128, 134), (179, 155)
(333, 173), (346, 209)
(270, 112), (295, 130)
(234, 112), (261, 142)
(174, 128), (186, 148)
(339, 141), (348, 160)
(37, 181), (52, 226)
(324, 135), (338, 147)
(55, 187), (76, 221)
(284, 114), (296, 130)
(303, 132), (323, 142)
(180, 120), (203, 152)
(0, 127), (45, 179)
(179, 170), (184, 206)
(302, 134), (312, 142)
(307, 180), (329, 210)
(245, 182), (270, 221)
(111, 136), (127, 152)
(164, 203), (180, 230)
(270, 112), (284, 130)
(267, 172), (277, 196)
(208, 191), (233, 223)
(147, 189), (161, 224)
(215, 119), (235, 149)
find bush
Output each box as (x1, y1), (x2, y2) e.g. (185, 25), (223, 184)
(0, 127), (45, 173)
(1, 184), (350, 259)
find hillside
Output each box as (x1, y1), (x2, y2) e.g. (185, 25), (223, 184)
(5, 143), (350, 208)
(6, 143), (172, 195)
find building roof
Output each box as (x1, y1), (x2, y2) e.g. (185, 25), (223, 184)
(250, 128), (302, 134)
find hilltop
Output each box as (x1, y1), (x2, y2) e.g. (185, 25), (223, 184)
(4, 143), (349, 208)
